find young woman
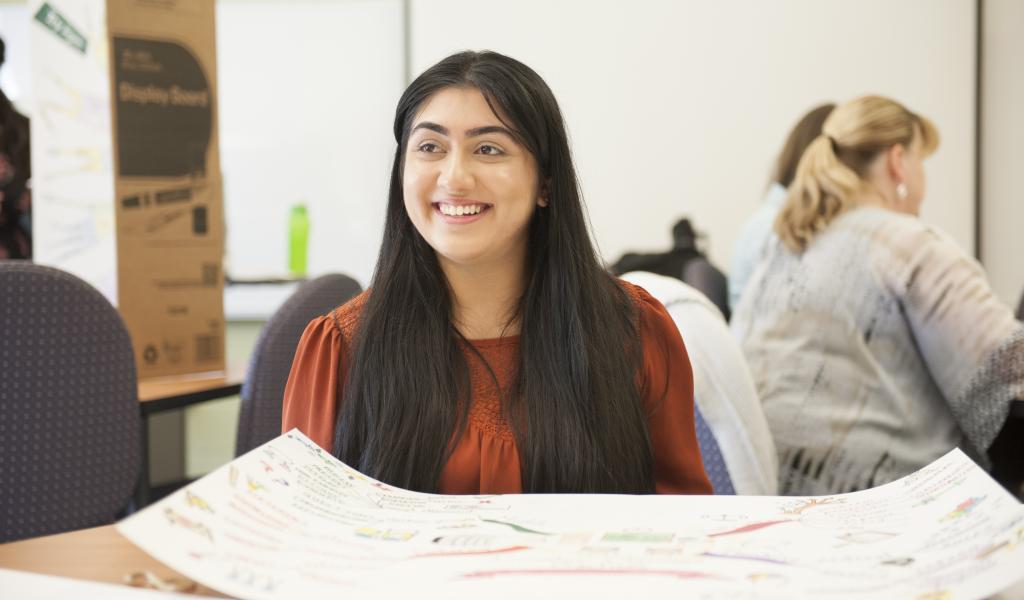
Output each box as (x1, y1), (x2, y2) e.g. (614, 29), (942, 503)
(282, 51), (711, 496)
(732, 95), (1024, 496)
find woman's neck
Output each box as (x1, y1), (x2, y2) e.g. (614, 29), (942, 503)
(440, 254), (527, 340)
(851, 192), (885, 209)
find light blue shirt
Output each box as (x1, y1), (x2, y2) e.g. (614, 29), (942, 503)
(728, 183), (788, 310)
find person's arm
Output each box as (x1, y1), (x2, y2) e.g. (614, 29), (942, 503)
(631, 285), (713, 495)
(281, 315), (344, 453)
(882, 223), (1024, 459)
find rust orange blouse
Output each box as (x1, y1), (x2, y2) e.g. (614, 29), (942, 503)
(281, 280), (711, 495)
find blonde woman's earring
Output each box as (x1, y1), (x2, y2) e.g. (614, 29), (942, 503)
(896, 183), (908, 201)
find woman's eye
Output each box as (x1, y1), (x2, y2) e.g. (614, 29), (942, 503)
(477, 144), (503, 156)
(417, 142), (441, 153)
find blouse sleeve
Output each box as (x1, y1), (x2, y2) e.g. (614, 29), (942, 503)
(879, 222), (1024, 456)
(281, 315), (345, 453)
(631, 285), (713, 495)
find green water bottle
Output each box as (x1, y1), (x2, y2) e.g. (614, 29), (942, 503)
(288, 204), (309, 278)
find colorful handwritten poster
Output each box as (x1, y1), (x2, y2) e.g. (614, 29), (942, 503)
(117, 430), (1024, 599)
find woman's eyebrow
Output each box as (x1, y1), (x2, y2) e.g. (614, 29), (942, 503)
(412, 121), (448, 136)
(465, 125), (515, 138)
(411, 122), (514, 139)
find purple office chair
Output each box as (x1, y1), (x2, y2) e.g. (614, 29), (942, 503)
(235, 273), (362, 456)
(0, 262), (140, 542)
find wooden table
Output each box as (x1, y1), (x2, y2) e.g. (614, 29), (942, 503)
(0, 525), (225, 597)
(135, 365), (247, 507)
(138, 364), (247, 415)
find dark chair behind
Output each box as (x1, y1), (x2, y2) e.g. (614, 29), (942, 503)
(0, 262), (140, 543)
(1016, 288), (1023, 321)
(235, 274), (362, 456)
(682, 258), (730, 321)
(608, 218), (702, 280)
(609, 217), (731, 320)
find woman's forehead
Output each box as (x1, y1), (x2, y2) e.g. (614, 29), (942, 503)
(412, 86), (507, 133)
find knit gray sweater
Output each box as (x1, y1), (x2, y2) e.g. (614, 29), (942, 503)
(732, 206), (1024, 496)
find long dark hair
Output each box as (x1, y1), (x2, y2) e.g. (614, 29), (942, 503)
(334, 50), (654, 494)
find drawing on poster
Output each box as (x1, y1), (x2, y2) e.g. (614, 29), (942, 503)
(117, 430), (1024, 600)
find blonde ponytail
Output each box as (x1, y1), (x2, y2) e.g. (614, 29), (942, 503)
(774, 95), (940, 252)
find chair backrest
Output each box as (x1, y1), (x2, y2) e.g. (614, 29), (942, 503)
(0, 262), (140, 543)
(235, 273), (362, 456)
(694, 403), (736, 495)
(620, 270), (779, 496)
(682, 258), (730, 321)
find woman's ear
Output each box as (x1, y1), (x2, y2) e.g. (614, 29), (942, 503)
(887, 144), (907, 183)
(537, 179), (550, 207)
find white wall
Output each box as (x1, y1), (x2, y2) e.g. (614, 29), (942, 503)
(2, 0), (983, 292)
(981, 0), (1024, 309)
(410, 0), (977, 269)
(0, 3), (32, 112)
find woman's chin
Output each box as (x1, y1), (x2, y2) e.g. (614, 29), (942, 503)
(432, 245), (492, 269)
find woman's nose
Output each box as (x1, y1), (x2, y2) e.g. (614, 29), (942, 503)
(438, 152), (474, 193)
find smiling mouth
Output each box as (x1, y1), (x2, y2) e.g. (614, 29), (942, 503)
(433, 202), (491, 217)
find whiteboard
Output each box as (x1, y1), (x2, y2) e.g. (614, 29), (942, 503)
(216, 0), (405, 287)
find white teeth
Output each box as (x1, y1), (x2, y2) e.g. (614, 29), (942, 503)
(440, 204), (484, 216)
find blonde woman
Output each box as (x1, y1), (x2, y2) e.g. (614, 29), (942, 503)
(732, 95), (1024, 496)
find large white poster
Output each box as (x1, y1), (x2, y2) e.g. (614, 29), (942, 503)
(29, 0), (117, 302)
(118, 430), (1024, 600)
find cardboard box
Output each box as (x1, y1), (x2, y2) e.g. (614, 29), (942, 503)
(30, 0), (224, 379)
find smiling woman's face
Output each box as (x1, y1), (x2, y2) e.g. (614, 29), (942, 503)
(403, 86), (545, 271)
